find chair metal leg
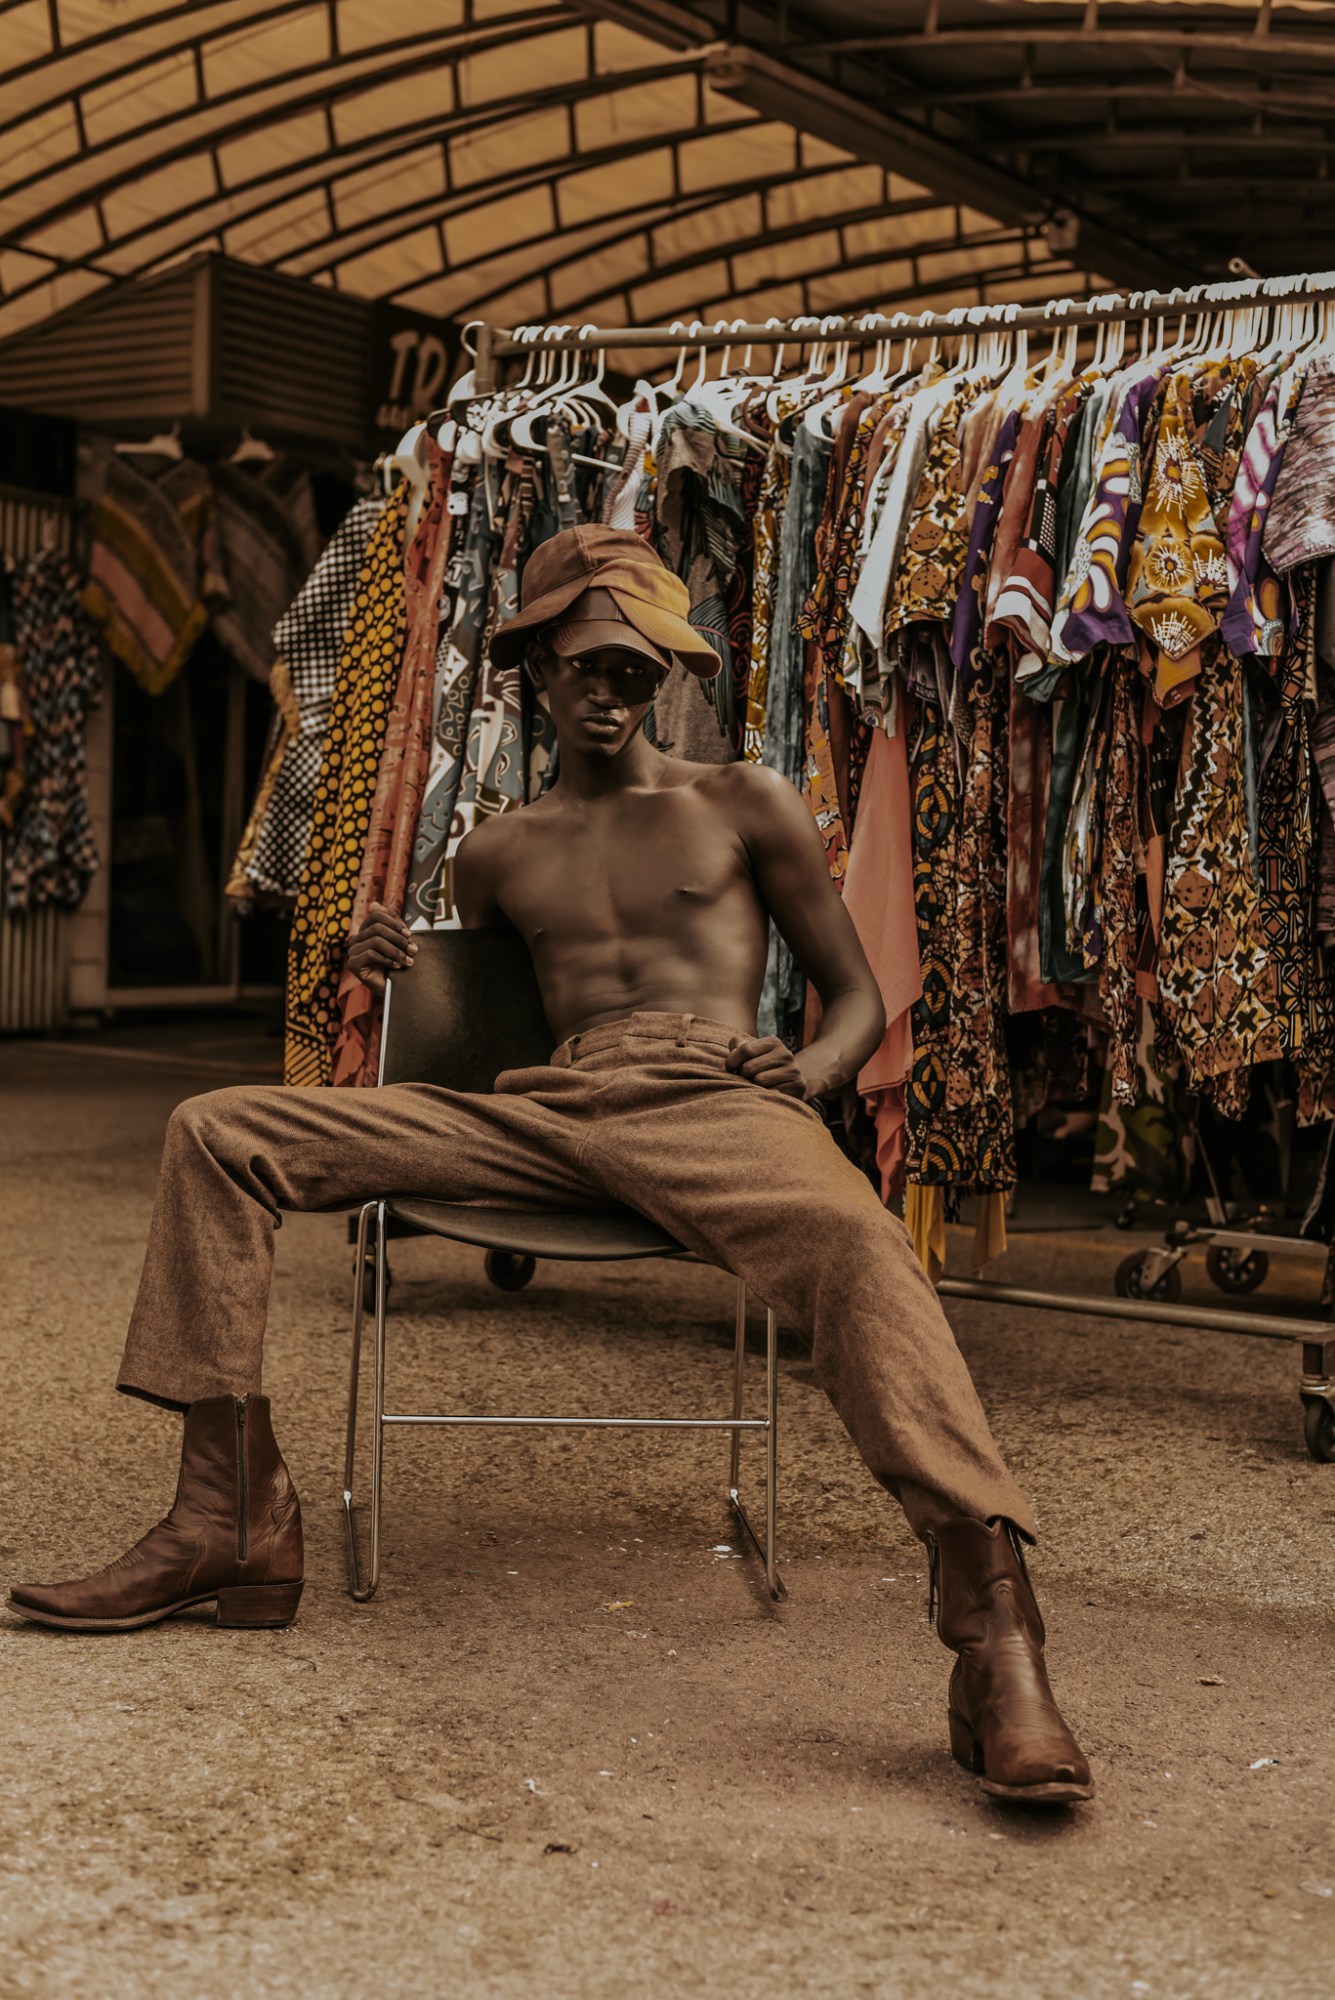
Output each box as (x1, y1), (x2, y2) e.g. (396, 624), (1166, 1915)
(765, 1303), (779, 1598)
(728, 1273), (746, 1492)
(727, 1279), (785, 1601)
(343, 1200), (388, 1602)
(344, 1244), (783, 1606)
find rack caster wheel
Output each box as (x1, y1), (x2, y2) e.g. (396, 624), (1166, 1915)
(485, 1250), (536, 1292)
(359, 1257), (394, 1316)
(1114, 1250), (1183, 1305)
(1303, 1398), (1335, 1464)
(1205, 1245), (1269, 1294)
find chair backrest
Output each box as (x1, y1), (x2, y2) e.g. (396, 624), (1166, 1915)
(378, 927), (555, 1092)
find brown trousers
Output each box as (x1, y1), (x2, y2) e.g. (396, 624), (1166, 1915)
(118, 1012), (1035, 1543)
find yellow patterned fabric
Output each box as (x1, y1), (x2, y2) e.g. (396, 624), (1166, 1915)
(284, 486), (409, 1086)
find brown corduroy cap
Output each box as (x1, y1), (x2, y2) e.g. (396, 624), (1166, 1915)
(488, 524), (722, 678)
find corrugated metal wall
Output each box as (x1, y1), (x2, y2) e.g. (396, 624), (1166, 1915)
(0, 483), (77, 1032)
(0, 254), (412, 457)
(212, 261), (373, 449)
(0, 266), (202, 426)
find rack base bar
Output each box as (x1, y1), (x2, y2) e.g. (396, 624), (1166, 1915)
(381, 1413), (768, 1429)
(936, 1277), (1333, 1346)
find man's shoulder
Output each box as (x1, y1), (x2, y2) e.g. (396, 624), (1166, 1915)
(669, 756), (789, 806)
(455, 809), (532, 872)
(689, 757), (801, 825)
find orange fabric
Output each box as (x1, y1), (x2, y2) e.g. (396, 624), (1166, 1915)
(841, 725), (921, 1207)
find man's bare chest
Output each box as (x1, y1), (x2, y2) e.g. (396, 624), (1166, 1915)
(499, 799), (755, 943)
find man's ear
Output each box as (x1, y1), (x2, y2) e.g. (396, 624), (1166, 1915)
(524, 647), (548, 690)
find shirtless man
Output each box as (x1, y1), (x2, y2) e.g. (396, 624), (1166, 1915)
(10, 527), (1091, 1808)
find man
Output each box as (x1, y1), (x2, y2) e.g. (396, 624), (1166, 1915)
(10, 527), (1091, 1808)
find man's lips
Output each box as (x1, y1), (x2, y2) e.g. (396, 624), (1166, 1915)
(582, 714), (625, 730)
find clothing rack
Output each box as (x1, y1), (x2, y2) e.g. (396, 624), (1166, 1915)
(472, 272), (1335, 390)
(464, 271), (1335, 1460)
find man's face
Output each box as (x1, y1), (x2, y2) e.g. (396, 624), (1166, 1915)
(532, 645), (666, 759)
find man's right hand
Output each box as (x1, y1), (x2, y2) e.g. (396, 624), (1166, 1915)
(346, 901), (418, 994)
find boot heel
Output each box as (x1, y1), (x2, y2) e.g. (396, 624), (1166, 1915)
(948, 1708), (985, 1774)
(215, 1581), (304, 1628)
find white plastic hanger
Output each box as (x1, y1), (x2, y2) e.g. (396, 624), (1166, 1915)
(230, 426), (274, 465)
(116, 421), (183, 461)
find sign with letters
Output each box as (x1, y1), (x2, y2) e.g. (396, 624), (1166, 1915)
(370, 306), (458, 445)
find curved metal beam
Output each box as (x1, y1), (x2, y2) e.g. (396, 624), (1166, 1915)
(549, 223), (1039, 323)
(0, 51), (717, 252)
(0, 14), (629, 233)
(0, 108), (776, 319)
(293, 181), (938, 298)
(788, 27), (1335, 65)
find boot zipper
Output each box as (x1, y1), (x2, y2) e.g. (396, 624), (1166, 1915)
(235, 1396), (249, 1564)
(925, 1531), (940, 1628)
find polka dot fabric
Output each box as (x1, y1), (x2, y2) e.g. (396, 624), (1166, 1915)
(284, 485), (409, 1086)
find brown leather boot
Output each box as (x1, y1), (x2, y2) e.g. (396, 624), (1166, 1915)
(929, 1516), (1092, 1807)
(7, 1395), (303, 1632)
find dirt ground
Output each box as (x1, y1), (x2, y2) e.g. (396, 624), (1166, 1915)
(2, 1023), (1333, 2000)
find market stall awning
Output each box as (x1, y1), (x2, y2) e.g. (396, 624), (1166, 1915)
(2, 0), (1332, 353)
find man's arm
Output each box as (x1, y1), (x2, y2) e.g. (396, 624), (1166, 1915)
(728, 763), (887, 1100)
(345, 825), (510, 992)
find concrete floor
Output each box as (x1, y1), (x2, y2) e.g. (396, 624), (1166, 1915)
(2, 1028), (1334, 2000)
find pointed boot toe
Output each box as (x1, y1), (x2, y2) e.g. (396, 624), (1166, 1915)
(7, 1582), (69, 1624)
(9, 1395), (304, 1633)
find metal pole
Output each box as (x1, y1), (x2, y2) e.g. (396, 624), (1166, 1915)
(937, 1276), (1334, 1345)
(472, 322), (497, 396)
(485, 271), (1335, 357)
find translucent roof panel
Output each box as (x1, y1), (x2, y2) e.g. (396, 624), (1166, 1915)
(2, 0), (1330, 348)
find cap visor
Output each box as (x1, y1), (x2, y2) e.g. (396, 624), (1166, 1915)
(549, 619), (670, 667)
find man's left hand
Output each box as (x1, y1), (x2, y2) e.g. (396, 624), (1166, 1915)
(726, 1035), (810, 1100)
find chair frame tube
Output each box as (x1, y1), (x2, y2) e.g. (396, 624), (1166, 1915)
(343, 1200), (784, 1603)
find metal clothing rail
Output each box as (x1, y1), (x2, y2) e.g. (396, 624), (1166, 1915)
(472, 269), (1335, 386)
(465, 268), (1335, 1461)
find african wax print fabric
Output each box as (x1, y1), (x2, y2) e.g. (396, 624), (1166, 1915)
(653, 401), (752, 760)
(404, 462), (502, 930)
(1092, 658), (1144, 1104)
(284, 485), (409, 1088)
(331, 439), (456, 1087)
(760, 418), (832, 1044)
(243, 496), (383, 909)
(991, 376), (1094, 689)
(905, 685), (1015, 1195)
(1264, 356), (1335, 574)
(1051, 369), (1162, 665)
(800, 391), (877, 674)
(741, 427), (790, 764)
(1220, 372), (1292, 664)
(208, 463), (313, 686)
(886, 380), (981, 636)
(82, 447), (209, 697)
(4, 551), (102, 915)
(1125, 365), (1249, 709)
(407, 443), (538, 932)
(1155, 641), (1284, 1088)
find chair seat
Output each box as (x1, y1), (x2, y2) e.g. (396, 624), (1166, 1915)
(385, 1197), (690, 1261)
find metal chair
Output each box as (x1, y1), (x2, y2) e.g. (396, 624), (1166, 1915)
(342, 928), (783, 1604)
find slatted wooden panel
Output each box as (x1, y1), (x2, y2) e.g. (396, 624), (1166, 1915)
(0, 484), (76, 1031)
